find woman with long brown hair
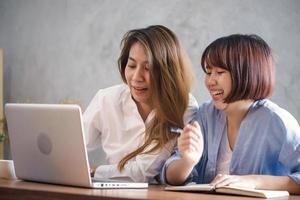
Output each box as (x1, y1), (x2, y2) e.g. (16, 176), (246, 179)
(83, 25), (198, 183)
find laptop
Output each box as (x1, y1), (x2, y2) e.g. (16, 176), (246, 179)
(5, 103), (148, 189)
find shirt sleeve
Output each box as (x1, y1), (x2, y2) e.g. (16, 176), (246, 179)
(83, 90), (103, 152)
(277, 113), (300, 184)
(183, 94), (199, 125)
(94, 139), (176, 183)
(159, 150), (182, 185)
(159, 149), (200, 185)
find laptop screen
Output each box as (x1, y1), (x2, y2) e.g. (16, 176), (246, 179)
(5, 103), (148, 189)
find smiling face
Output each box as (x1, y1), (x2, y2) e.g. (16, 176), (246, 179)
(125, 42), (153, 107)
(205, 66), (232, 110)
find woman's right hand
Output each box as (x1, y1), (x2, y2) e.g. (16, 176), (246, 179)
(165, 121), (203, 185)
(177, 121), (204, 166)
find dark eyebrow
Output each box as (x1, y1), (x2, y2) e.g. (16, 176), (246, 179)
(128, 57), (136, 62)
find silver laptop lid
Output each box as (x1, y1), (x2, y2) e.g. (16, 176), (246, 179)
(5, 103), (92, 187)
(5, 103), (148, 189)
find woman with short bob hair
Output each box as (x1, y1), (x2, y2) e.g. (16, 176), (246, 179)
(162, 34), (300, 193)
(201, 34), (275, 102)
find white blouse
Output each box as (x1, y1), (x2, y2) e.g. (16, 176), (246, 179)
(83, 84), (198, 182)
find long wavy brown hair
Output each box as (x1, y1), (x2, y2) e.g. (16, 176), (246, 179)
(117, 25), (194, 171)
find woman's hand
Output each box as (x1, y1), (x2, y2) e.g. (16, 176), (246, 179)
(210, 174), (300, 194)
(166, 121), (204, 185)
(177, 121), (204, 166)
(210, 174), (258, 189)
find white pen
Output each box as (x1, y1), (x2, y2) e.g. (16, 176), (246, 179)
(170, 127), (183, 134)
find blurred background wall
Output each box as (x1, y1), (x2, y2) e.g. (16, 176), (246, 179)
(0, 0), (299, 164)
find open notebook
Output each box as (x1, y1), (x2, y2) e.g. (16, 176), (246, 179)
(165, 184), (289, 199)
(5, 103), (148, 189)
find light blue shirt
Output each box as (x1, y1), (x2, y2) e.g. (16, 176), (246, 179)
(161, 99), (300, 185)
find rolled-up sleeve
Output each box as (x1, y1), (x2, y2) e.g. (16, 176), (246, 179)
(159, 150), (182, 184)
(278, 116), (300, 184)
(159, 149), (200, 185)
(95, 140), (176, 183)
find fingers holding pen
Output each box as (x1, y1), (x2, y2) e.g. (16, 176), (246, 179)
(177, 121), (204, 164)
(179, 126), (198, 149)
(181, 121), (202, 146)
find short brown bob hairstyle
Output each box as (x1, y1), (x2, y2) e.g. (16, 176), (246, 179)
(201, 34), (275, 103)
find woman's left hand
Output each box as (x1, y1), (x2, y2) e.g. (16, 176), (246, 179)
(210, 174), (258, 189)
(210, 174), (300, 194)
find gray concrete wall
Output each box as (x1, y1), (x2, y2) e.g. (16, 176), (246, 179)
(1, 0), (300, 164)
